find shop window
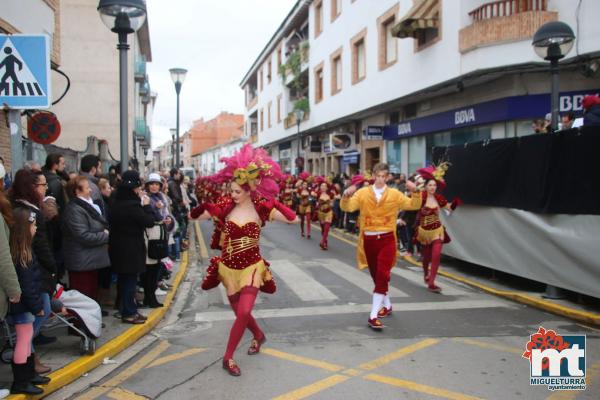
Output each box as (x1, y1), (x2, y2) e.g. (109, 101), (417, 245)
(386, 140), (402, 173)
(408, 136), (426, 174)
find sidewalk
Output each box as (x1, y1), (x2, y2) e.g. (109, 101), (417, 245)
(327, 226), (600, 327)
(0, 253), (189, 399)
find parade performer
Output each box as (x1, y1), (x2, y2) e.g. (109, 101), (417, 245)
(189, 145), (297, 376)
(341, 163), (421, 330)
(296, 172), (313, 238)
(314, 180), (337, 250)
(413, 163), (460, 293)
(279, 175), (295, 210)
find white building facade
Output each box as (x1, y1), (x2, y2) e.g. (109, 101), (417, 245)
(241, 0), (600, 176)
(193, 138), (247, 177)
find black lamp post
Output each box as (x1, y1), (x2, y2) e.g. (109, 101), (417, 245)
(169, 68), (187, 168)
(294, 108), (305, 175)
(170, 129), (176, 168)
(97, 0), (147, 173)
(532, 21), (575, 132)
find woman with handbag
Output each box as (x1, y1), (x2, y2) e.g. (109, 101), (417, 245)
(142, 174), (174, 308)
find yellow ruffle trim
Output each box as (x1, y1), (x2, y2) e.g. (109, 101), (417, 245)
(416, 225), (445, 244)
(218, 259), (268, 295)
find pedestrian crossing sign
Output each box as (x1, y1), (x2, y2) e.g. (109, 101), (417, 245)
(0, 34), (51, 109)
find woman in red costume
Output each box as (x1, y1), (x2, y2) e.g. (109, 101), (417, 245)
(295, 172), (313, 238)
(190, 145), (297, 377)
(279, 175), (295, 210)
(313, 180), (338, 250)
(414, 163), (460, 293)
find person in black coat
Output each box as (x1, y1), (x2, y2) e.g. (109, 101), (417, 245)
(108, 171), (155, 324)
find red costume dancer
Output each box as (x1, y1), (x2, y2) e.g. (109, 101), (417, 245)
(414, 163), (460, 293)
(279, 175), (295, 210)
(296, 172), (313, 238)
(314, 181), (337, 250)
(190, 145), (297, 377)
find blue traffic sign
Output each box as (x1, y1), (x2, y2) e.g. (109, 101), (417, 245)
(0, 34), (51, 109)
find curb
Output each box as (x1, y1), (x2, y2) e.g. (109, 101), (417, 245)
(327, 227), (600, 326)
(9, 252), (190, 400)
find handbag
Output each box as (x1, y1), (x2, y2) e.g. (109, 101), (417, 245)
(147, 224), (169, 260)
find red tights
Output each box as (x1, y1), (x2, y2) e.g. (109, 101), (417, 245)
(224, 286), (262, 360)
(421, 240), (443, 288)
(320, 222), (330, 248)
(299, 213), (311, 237)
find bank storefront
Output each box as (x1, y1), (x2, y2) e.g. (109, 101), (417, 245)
(384, 89), (599, 175)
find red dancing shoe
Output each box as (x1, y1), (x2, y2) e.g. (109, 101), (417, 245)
(367, 318), (385, 330)
(377, 306), (392, 318)
(222, 359), (241, 376)
(427, 285), (442, 293)
(247, 336), (267, 355)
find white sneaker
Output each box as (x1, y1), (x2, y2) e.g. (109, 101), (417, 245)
(155, 288), (167, 296)
(0, 389), (10, 399)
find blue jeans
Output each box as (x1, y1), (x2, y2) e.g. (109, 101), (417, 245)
(32, 292), (51, 352)
(169, 236), (181, 260)
(118, 273), (138, 318)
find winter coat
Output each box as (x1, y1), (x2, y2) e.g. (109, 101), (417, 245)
(62, 197), (110, 272)
(0, 215), (21, 319)
(108, 189), (156, 275)
(584, 104), (600, 126)
(9, 257), (44, 316)
(42, 168), (67, 211)
(81, 172), (106, 216)
(12, 199), (57, 295)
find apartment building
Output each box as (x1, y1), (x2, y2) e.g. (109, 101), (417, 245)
(241, 0), (600, 176)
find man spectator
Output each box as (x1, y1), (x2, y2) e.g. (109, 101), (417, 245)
(80, 154), (105, 215)
(42, 154), (67, 211)
(560, 112), (575, 130)
(167, 168), (184, 211)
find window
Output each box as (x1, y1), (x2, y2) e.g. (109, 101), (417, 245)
(417, 28), (439, 50)
(351, 28), (367, 85)
(314, 0), (323, 37)
(260, 109), (264, 132)
(268, 101), (272, 128)
(330, 47), (342, 95)
(277, 46), (282, 68)
(267, 59), (272, 84)
(331, 0), (342, 22)
(408, 136), (426, 174)
(378, 4), (399, 70)
(277, 95), (282, 123)
(259, 68), (263, 92)
(314, 62), (324, 103)
(387, 140), (402, 174)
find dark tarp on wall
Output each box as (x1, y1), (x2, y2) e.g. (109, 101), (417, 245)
(432, 126), (600, 215)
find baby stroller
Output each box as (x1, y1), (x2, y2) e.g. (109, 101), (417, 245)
(0, 286), (102, 363)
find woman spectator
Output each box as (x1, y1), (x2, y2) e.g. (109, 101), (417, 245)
(109, 171), (156, 324)
(97, 178), (114, 311)
(0, 182), (21, 332)
(62, 176), (110, 301)
(9, 169), (55, 374)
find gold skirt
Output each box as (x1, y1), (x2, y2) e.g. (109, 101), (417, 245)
(218, 260), (268, 295)
(416, 225), (445, 245)
(298, 204), (312, 215)
(317, 210), (333, 223)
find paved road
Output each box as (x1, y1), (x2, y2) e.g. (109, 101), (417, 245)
(66, 220), (600, 400)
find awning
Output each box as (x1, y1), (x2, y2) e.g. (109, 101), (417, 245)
(392, 0), (440, 39)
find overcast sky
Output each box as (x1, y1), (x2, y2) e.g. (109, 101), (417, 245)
(146, 0), (296, 148)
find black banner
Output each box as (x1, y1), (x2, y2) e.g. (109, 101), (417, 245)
(432, 127), (600, 215)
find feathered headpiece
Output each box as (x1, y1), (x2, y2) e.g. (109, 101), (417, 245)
(216, 144), (283, 199)
(417, 162), (450, 191)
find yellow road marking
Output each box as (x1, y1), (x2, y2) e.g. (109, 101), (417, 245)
(342, 368), (362, 376)
(545, 363), (600, 400)
(106, 387), (148, 400)
(364, 374), (483, 400)
(262, 347), (345, 372)
(146, 347), (206, 369)
(453, 338), (523, 355)
(358, 338), (440, 371)
(271, 374), (351, 400)
(194, 220), (209, 259)
(76, 341), (170, 400)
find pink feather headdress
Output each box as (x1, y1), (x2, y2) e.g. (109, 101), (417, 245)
(216, 144), (283, 199)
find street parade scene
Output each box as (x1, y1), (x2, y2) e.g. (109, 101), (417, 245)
(0, 1), (599, 399)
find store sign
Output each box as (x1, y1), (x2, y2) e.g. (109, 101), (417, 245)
(325, 132), (354, 154)
(310, 140), (322, 152)
(342, 150), (360, 164)
(364, 126), (384, 140)
(280, 148), (291, 159)
(383, 89), (600, 140)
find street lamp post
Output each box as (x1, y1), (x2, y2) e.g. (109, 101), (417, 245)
(532, 21), (575, 132)
(170, 129), (176, 168)
(169, 68), (187, 168)
(97, 0), (147, 173)
(294, 109), (305, 175)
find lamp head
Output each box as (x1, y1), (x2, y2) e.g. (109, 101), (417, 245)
(532, 21), (575, 61)
(98, 0), (147, 34)
(294, 109), (305, 123)
(169, 68), (188, 85)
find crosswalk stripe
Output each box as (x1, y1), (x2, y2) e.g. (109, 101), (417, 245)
(272, 259), (338, 302)
(391, 267), (467, 296)
(194, 298), (515, 322)
(311, 258), (409, 298)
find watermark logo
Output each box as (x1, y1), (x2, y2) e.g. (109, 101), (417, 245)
(523, 327), (586, 391)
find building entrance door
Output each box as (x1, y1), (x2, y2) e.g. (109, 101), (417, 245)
(365, 147), (380, 172)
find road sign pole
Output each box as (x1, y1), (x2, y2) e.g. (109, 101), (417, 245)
(8, 109), (23, 172)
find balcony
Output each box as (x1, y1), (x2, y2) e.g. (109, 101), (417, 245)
(134, 58), (146, 82)
(279, 41), (309, 86)
(459, 0), (557, 53)
(134, 117), (149, 143)
(284, 110), (310, 129)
